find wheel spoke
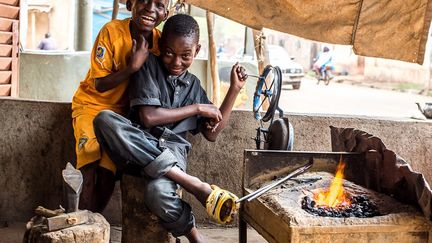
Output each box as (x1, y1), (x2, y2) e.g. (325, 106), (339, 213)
(256, 96), (269, 111)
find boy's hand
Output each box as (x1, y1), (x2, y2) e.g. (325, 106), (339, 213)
(129, 35), (149, 73)
(206, 119), (220, 132)
(230, 62), (248, 91)
(198, 104), (222, 122)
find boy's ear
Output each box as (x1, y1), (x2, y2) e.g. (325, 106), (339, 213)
(126, 0), (132, 11)
(163, 10), (169, 21)
(194, 44), (201, 57)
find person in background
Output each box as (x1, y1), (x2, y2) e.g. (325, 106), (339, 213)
(37, 33), (56, 50)
(313, 46), (334, 79)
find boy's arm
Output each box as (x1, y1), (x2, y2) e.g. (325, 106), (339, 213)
(201, 63), (248, 142)
(95, 35), (149, 92)
(138, 104), (222, 128)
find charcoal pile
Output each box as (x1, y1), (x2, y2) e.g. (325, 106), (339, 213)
(301, 195), (381, 218)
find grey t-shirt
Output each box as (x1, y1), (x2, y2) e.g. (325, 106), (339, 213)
(129, 53), (211, 137)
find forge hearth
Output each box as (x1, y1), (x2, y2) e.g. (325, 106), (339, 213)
(240, 150), (432, 243)
(257, 171), (418, 227)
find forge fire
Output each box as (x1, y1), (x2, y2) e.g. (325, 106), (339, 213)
(301, 159), (380, 218)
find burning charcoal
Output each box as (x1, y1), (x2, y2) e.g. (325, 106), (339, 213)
(301, 195), (380, 218)
(310, 201), (316, 207)
(318, 210), (326, 217)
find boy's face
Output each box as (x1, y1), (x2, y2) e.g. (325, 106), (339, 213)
(160, 34), (201, 76)
(128, 0), (168, 33)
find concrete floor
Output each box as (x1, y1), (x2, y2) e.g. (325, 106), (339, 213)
(1, 221), (267, 243)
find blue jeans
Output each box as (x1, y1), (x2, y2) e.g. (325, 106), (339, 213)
(93, 110), (194, 236)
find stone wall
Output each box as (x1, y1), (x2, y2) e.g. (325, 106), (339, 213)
(1, 98), (432, 225)
(18, 53), (209, 103)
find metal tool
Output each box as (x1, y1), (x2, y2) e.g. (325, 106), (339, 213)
(62, 162), (83, 213)
(237, 158), (313, 203)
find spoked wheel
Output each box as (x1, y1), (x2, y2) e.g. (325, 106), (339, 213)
(252, 65), (282, 122)
(252, 65), (294, 150)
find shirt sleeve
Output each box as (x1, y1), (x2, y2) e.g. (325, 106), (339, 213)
(129, 54), (162, 109)
(89, 26), (114, 79)
(189, 79), (213, 135)
(198, 85), (212, 105)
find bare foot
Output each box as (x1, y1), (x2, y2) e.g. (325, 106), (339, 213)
(185, 227), (206, 243)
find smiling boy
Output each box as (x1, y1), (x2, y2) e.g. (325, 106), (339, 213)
(93, 14), (248, 242)
(71, 0), (169, 212)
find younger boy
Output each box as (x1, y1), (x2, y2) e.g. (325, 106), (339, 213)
(71, 0), (169, 212)
(93, 14), (247, 242)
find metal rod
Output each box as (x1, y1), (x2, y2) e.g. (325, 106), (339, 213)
(248, 74), (260, 78)
(237, 158), (313, 202)
(247, 160), (313, 202)
(236, 158), (313, 203)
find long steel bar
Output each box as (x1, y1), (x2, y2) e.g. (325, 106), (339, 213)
(237, 158), (313, 203)
(246, 161), (313, 202)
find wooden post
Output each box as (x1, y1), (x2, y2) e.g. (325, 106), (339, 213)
(206, 11), (220, 105)
(357, 56), (365, 75)
(112, 0), (119, 20)
(252, 29), (269, 110)
(11, 20), (18, 97)
(121, 175), (173, 243)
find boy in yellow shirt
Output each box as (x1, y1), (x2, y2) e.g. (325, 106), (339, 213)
(72, 0), (169, 212)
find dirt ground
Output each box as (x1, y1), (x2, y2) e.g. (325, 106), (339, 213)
(0, 221), (266, 243)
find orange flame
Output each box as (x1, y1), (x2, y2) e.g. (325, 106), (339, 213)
(313, 158), (351, 208)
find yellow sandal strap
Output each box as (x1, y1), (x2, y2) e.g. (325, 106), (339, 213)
(205, 185), (239, 224)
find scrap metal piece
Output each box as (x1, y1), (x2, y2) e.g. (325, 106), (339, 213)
(62, 162), (83, 213)
(46, 210), (90, 231)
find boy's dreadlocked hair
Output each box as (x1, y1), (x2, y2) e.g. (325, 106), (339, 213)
(162, 14), (200, 43)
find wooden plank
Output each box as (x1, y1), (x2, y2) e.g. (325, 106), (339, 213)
(0, 70), (11, 84)
(0, 31), (12, 44)
(243, 192), (293, 243)
(0, 84), (10, 95)
(0, 4), (19, 19)
(0, 57), (11, 70)
(0, 44), (11, 56)
(0, 0), (19, 6)
(0, 18), (13, 31)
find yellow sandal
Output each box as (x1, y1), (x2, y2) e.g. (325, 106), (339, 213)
(205, 185), (239, 224)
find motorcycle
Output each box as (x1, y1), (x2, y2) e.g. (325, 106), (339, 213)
(316, 65), (334, 85)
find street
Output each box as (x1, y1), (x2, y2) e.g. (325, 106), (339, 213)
(277, 77), (432, 119)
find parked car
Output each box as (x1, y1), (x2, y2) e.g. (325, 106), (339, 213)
(267, 45), (304, 89)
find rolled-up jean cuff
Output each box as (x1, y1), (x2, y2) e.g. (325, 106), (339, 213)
(144, 149), (177, 178)
(162, 203), (195, 237)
